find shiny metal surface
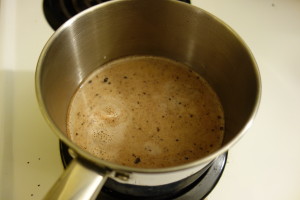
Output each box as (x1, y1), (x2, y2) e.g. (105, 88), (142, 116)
(36, 0), (261, 199)
(44, 159), (108, 199)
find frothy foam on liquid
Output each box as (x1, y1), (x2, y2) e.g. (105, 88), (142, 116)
(67, 56), (225, 168)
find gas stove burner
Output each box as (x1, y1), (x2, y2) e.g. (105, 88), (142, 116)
(60, 142), (227, 200)
(43, 0), (191, 30)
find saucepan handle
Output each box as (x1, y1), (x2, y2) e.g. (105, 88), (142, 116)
(44, 158), (108, 200)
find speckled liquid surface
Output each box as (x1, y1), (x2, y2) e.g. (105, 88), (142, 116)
(66, 56), (224, 168)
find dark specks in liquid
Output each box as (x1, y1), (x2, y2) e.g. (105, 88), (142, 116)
(134, 157), (141, 164)
(66, 55), (225, 168)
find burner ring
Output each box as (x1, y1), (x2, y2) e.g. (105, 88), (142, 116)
(59, 141), (227, 200)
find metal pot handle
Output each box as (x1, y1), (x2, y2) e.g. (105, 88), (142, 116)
(43, 158), (108, 200)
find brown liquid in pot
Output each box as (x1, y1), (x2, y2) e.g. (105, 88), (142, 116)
(66, 56), (224, 168)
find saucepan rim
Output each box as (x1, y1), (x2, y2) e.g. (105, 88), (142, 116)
(35, 0), (261, 174)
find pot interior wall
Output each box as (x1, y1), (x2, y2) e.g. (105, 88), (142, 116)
(39, 0), (259, 152)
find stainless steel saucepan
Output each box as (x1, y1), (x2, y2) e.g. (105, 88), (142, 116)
(35, 0), (261, 199)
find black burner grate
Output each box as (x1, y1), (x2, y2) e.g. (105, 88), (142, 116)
(60, 142), (227, 200)
(43, 0), (191, 30)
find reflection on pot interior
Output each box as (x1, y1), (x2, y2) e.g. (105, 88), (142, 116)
(66, 56), (225, 168)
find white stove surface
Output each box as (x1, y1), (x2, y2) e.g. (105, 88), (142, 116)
(1, 0), (300, 199)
